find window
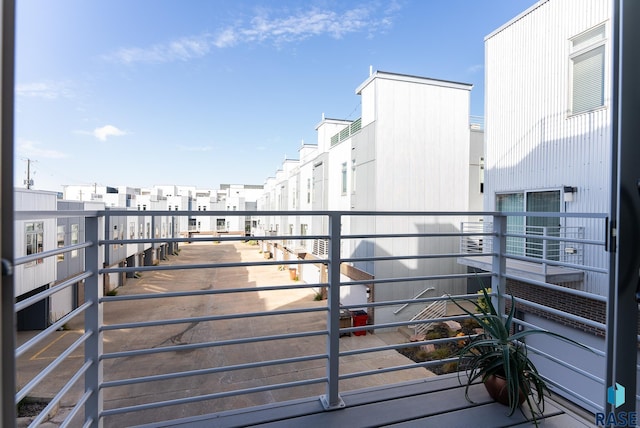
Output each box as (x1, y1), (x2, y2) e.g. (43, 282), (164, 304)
(570, 24), (606, 114)
(71, 224), (79, 257)
(25, 222), (44, 265)
(306, 178), (311, 203)
(57, 225), (65, 262)
(341, 162), (347, 195)
(129, 222), (135, 239)
(351, 159), (356, 194)
(496, 191), (561, 260)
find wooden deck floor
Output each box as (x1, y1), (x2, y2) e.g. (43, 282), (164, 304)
(136, 374), (595, 428)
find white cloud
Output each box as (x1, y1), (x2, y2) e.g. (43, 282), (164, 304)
(106, 4), (399, 64)
(107, 34), (213, 64)
(467, 64), (483, 74)
(17, 139), (68, 159)
(177, 145), (213, 152)
(93, 125), (127, 141)
(16, 81), (73, 99)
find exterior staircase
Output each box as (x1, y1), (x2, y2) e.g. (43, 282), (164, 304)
(407, 295), (448, 337)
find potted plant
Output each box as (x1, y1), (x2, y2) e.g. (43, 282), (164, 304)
(451, 288), (591, 426)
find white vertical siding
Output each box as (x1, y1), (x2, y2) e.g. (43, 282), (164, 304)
(485, 0), (611, 294)
(363, 74), (473, 316)
(14, 190), (58, 297)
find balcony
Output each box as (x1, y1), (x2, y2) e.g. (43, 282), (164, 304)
(458, 221), (594, 285)
(11, 211), (612, 427)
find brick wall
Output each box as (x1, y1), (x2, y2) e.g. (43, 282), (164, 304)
(506, 280), (608, 337)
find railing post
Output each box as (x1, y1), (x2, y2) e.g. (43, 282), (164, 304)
(491, 215), (507, 316)
(0, 3), (16, 426)
(321, 212), (345, 410)
(85, 216), (103, 427)
(542, 226), (548, 276)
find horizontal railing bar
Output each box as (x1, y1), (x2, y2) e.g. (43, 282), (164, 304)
(340, 293), (487, 311)
(14, 241), (94, 266)
(339, 314), (472, 335)
(341, 252), (496, 263)
(343, 232), (488, 239)
(339, 357), (460, 381)
(100, 258), (325, 274)
(101, 330), (328, 360)
(341, 272), (487, 287)
(16, 209), (609, 219)
(16, 331), (92, 403)
(526, 343), (605, 385)
(100, 234), (329, 245)
(504, 273), (607, 302)
(15, 271), (93, 312)
(510, 317), (605, 358)
(28, 361), (92, 427)
(102, 353), (327, 389)
(504, 232), (604, 247)
(511, 296), (606, 331)
(504, 254), (608, 274)
(16, 301), (92, 358)
(61, 389), (93, 428)
(100, 283), (326, 303)
(489, 211), (608, 219)
(104, 209), (499, 217)
(14, 210), (102, 219)
(339, 335), (473, 358)
(100, 377), (327, 417)
(540, 375), (604, 413)
(101, 307), (328, 331)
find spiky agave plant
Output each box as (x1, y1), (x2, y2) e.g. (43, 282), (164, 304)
(451, 288), (591, 426)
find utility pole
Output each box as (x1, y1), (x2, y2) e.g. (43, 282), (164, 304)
(23, 157), (35, 189)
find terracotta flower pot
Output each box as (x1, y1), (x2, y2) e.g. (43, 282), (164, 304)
(484, 374), (526, 407)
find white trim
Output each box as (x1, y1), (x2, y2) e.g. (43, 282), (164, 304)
(355, 71), (472, 95)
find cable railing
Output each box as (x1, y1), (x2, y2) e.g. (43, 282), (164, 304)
(12, 210), (612, 426)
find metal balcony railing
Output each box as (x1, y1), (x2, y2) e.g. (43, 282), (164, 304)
(330, 118), (362, 147)
(11, 210), (614, 427)
(460, 221), (585, 265)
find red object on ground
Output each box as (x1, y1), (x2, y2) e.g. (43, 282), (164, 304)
(352, 310), (368, 336)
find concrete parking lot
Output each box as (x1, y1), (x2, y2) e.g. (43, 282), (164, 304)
(17, 241), (434, 427)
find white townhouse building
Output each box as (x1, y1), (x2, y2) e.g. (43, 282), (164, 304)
(479, 0), (611, 297)
(14, 189), (60, 330)
(469, 0), (617, 412)
(14, 189), (108, 330)
(257, 70), (484, 326)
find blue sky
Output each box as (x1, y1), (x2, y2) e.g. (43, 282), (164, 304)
(14, 0), (538, 193)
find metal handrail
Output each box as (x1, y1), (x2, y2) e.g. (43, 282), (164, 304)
(393, 287), (435, 315)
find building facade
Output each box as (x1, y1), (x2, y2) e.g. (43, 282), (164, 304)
(256, 70), (484, 326)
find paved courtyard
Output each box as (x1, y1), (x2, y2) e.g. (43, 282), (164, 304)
(17, 241), (433, 427)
